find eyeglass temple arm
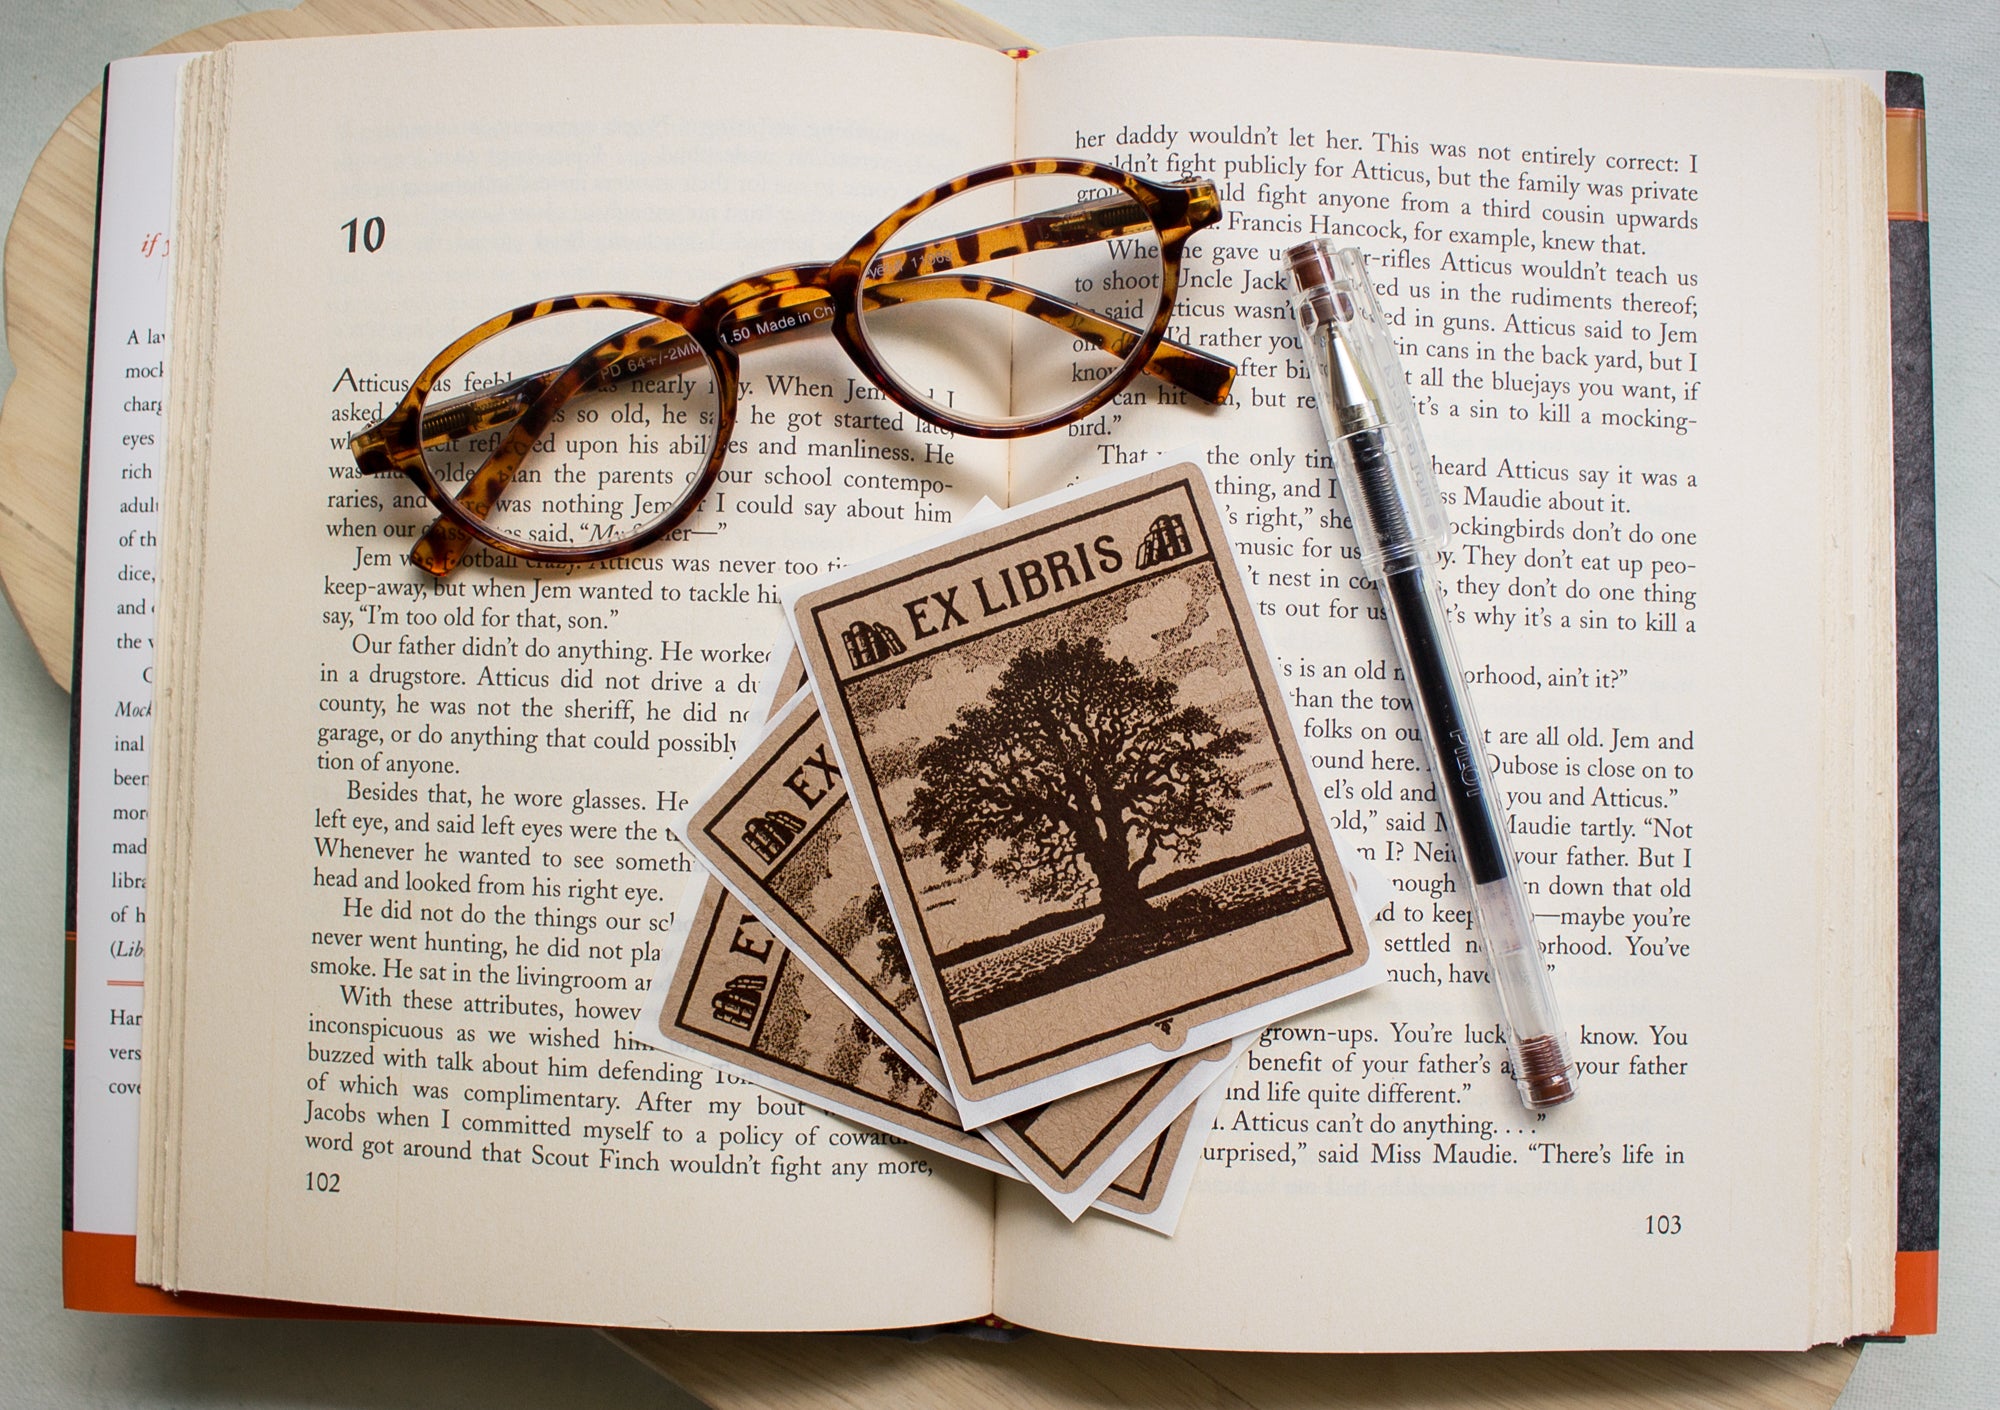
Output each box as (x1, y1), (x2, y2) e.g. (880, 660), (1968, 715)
(861, 272), (1234, 404)
(867, 192), (1161, 285)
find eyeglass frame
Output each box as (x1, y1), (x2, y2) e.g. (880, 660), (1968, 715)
(350, 157), (1236, 577)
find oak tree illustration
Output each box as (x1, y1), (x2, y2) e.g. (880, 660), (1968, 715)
(906, 636), (1252, 937)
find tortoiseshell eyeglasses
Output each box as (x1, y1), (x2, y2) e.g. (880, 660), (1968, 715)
(349, 158), (1234, 577)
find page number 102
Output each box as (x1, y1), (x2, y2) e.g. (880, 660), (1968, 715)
(341, 216), (386, 253)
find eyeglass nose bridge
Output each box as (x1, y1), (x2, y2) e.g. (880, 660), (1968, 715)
(701, 263), (843, 354)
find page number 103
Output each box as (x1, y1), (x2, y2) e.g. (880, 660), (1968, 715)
(1646, 1213), (1682, 1235)
(341, 216), (386, 253)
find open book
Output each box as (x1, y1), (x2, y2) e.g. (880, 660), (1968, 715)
(133, 23), (1930, 1349)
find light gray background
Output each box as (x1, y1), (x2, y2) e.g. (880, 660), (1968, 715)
(1, 2), (1990, 1406)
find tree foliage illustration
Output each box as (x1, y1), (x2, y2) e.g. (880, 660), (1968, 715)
(906, 637), (1252, 934)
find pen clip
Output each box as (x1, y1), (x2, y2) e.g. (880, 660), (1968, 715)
(1286, 241), (1452, 566)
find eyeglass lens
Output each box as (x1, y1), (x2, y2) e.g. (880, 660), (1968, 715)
(857, 171), (1165, 426)
(417, 308), (721, 553)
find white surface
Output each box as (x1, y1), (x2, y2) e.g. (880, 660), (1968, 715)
(1, 1), (1991, 1405)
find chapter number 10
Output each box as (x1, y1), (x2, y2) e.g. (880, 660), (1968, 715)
(340, 216), (386, 253)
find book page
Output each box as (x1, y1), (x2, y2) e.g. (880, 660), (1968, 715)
(997, 38), (1894, 1351)
(68, 52), (197, 1245)
(150, 25), (1020, 1327)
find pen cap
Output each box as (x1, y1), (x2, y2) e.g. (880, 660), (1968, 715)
(1286, 242), (1450, 574)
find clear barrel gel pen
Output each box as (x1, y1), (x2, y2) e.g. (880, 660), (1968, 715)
(1287, 240), (1576, 1109)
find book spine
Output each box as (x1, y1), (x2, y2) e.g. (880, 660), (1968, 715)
(1884, 68), (1939, 1341)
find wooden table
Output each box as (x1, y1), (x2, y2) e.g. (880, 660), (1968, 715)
(0, 0), (1861, 1403)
